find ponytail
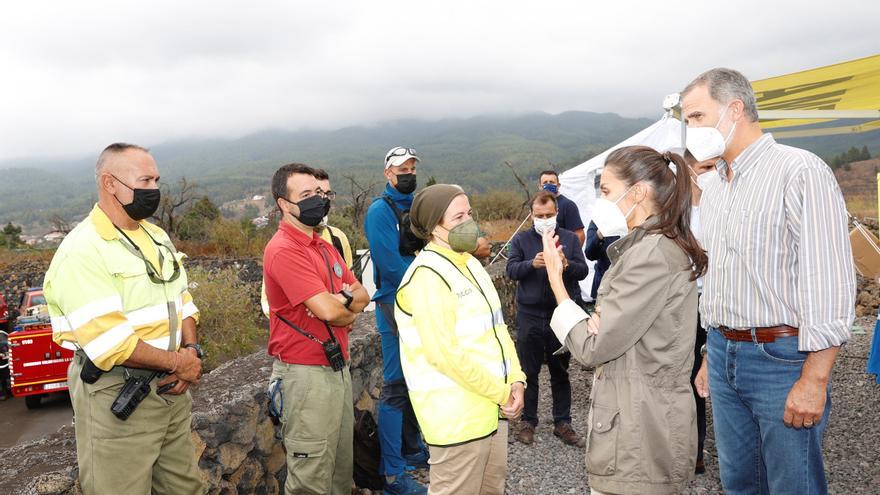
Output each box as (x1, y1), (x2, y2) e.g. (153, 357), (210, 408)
(604, 146), (708, 280)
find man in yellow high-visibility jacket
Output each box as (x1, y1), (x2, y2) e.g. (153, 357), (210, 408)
(44, 143), (204, 495)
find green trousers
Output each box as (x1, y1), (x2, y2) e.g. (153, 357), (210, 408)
(68, 355), (204, 495)
(270, 360), (353, 495)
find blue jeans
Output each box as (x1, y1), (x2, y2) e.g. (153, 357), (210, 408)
(707, 328), (831, 495)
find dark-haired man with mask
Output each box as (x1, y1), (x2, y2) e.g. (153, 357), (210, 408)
(538, 170), (585, 246)
(683, 68), (855, 494)
(264, 162), (370, 494)
(364, 147), (429, 494)
(44, 143), (205, 494)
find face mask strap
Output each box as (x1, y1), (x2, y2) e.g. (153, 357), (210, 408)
(613, 184), (636, 205)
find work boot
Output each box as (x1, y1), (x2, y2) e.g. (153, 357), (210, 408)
(515, 422), (535, 445)
(553, 422), (585, 448)
(384, 472), (427, 495)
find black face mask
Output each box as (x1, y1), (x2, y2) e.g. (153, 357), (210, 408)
(321, 197), (332, 217)
(286, 195), (328, 227)
(394, 173), (417, 195)
(111, 175), (161, 221)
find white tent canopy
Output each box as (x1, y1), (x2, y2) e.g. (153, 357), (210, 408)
(558, 113), (686, 301)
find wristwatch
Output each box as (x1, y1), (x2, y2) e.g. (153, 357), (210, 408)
(699, 344), (708, 357)
(340, 289), (354, 309)
(184, 343), (205, 359)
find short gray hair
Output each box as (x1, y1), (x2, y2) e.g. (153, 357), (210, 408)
(95, 142), (149, 175)
(682, 68), (759, 122)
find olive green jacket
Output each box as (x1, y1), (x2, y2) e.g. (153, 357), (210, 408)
(551, 226), (698, 494)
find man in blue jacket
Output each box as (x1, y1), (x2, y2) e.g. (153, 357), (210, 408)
(364, 146), (428, 495)
(506, 191), (588, 447)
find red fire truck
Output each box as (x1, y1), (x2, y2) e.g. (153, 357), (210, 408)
(4, 288), (73, 409)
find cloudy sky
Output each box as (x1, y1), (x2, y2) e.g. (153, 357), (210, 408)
(1, 1), (877, 162)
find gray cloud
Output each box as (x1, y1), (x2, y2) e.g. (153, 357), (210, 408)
(0, 0), (876, 162)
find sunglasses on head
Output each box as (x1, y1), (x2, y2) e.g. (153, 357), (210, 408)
(386, 147), (418, 164)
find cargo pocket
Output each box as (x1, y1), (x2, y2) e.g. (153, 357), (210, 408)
(286, 437), (330, 492)
(586, 404), (620, 476)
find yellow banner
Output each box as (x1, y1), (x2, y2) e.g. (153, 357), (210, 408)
(753, 54), (880, 130)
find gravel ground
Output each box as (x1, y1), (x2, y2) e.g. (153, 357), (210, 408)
(504, 317), (880, 495)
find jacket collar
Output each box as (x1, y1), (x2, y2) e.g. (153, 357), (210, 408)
(424, 241), (471, 267)
(90, 204), (164, 241)
(606, 225), (652, 264)
(384, 183), (414, 208)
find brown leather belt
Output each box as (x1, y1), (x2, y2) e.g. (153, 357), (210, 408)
(718, 325), (799, 343)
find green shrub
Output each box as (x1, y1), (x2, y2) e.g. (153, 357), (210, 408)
(470, 189), (527, 221)
(187, 266), (264, 370)
(206, 218), (271, 258)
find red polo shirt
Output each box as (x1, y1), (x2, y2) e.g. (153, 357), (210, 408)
(264, 221), (356, 365)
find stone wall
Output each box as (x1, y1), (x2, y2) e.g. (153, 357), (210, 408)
(0, 260), (49, 321)
(0, 316), (382, 495)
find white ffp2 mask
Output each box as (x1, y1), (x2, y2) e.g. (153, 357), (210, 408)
(533, 215), (557, 235)
(591, 186), (636, 238)
(686, 105), (736, 161)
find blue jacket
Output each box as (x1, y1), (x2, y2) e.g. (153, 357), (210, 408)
(506, 227), (588, 318)
(364, 183), (415, 303)
(584, 221), (619, 299)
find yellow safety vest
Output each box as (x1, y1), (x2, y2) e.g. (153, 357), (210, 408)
(45, 205), (197, 370)
(395, 247), (513, 446)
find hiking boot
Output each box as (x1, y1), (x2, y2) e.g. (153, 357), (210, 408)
(404, 449), (430, 470)
(553, 422), (585, 448)
(515, 422), (535, 445)
(384, 472), (427, 495)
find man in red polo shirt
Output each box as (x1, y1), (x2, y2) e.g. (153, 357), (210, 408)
(264, 163), (370, 495)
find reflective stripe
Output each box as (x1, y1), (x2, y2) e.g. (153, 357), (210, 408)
(125, 303), (169, 327)
(81, 321), (135, 360)
(404, 355), (510, 392)
(68, 296), (123, 329)
(144, 331), (181, 351)
(454, 309), (503, 336)
(398, 326), (423, 347)
(50, 316), (72, 333)
(404, 367), (457, 392)
(59, 341), (78, 351)
(181, 301), (198, 320)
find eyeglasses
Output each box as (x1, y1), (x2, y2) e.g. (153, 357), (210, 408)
(319, 189), (337, 200)
(385, 147), (418, 164)
(115, 227), (181, 284)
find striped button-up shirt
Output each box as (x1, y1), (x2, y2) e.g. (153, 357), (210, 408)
(699, 133), (855, 351)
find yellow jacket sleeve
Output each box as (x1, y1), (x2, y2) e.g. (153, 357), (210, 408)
(399, 267), (511, 405)
(45, 250), (139, 371)
(501, 328), (527, 385)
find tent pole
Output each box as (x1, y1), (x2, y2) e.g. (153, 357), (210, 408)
(489, 212), (532, 265)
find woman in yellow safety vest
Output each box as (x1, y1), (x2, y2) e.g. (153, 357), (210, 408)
(394, 184), (526, 495)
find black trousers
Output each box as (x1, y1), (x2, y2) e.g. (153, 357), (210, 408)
(515, 311), (572, 426)
(690, 312), (708, 462)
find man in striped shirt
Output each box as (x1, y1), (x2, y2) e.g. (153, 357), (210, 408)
(685, 68), (856, 494)
(45, 143), (204, 494)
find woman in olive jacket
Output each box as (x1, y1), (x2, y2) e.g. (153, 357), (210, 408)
(542, 146), (708, 495)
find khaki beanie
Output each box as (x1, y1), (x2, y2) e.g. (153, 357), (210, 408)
(409, 184), (465, 240)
